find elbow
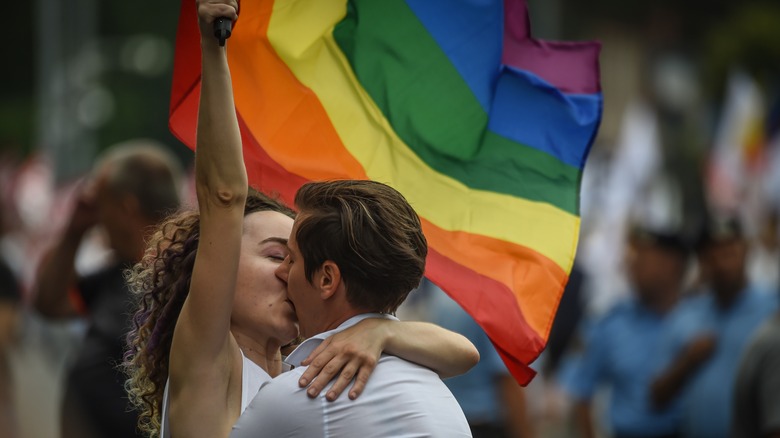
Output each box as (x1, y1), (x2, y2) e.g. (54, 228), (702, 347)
(30, 285), (55, 317)
(196, 179), (248, 209)
(31, 294), (67, 319)
(648, 380), (668, 410)
(31, 296), (49, 316)
(214, 187), (248, 208)
(465, 345), (480, 370)
(441, 341), (480, 379)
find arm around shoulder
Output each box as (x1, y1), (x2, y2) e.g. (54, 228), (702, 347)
(297, 318), (479, 402)
(380, 320), (480, 378)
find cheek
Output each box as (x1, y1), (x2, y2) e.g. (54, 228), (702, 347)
(237, 259), (276, 292)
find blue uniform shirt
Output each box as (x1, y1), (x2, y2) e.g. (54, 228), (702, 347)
(656, 286), (778, 438)
(564, 298), (680, 436)
(427, 286), (508, 425)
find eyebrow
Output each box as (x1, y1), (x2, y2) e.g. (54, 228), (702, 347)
(261, 237), (288, 246)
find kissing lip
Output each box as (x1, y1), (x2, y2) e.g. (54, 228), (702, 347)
(285, 299), (296, 312)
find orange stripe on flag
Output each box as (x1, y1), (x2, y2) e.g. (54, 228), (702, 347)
(228, 0), (368, 182)
(422, 219), (568, 341)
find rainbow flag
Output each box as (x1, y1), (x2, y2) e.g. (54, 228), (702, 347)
(170, 0), (602, 385)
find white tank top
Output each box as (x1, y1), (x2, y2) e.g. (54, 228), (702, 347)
(159, 350), (271, 437)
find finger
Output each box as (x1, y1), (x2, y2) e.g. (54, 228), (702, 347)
(325, 361), (360, 402)
(298, 340), (334, 387)
(207, 0), (238, 9)
(210, 4), (238, 21)
(347, 365), (373, 400)
(197, 2), (238, 23)
(301, 337), (331, 367)
(304, 356), (349, 398)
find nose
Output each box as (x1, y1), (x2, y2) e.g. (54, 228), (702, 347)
(275, 256), (290, 282)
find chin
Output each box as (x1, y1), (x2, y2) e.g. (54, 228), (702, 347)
(287, 324), (300, 341)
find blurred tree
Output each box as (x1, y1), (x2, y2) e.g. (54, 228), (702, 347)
(702, 2), (780, 102)
(0, 1), (186, 175)
(96, 1), (186, 162)
(0, 1), (35, 156)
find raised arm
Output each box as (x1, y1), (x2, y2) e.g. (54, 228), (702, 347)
(32, 185), (99, 318)
(297, 319), (479, 400)
(166, 1), (245, 436)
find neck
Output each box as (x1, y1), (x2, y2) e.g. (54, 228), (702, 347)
(231, 330), (285, 377)
(640, 285), (680, 315)
(302, 304), (367, 339)
(714, 282), (745, 309)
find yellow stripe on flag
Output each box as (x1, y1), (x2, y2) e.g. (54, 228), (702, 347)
(264, 0), (580, 272)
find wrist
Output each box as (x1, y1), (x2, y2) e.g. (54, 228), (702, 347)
(201, 36), (226, 52)
(379, 319), (397, 352)
(61, 229), (86, 248)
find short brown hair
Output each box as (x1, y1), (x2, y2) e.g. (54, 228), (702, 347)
(96, 139), (183, 222)
(294, 180), (427, 314)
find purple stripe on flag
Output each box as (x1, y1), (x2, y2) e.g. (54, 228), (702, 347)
(502, 0), (601, 95)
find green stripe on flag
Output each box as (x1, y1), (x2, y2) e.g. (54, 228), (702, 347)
(334, 0), (580, 214)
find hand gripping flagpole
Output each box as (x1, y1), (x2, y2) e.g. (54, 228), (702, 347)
(214, 17), (232, 46)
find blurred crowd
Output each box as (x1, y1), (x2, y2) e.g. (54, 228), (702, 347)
(0, 122), (778, 438)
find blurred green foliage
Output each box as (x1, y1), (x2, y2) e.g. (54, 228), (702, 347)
(97, 1), (184, 161)
(0, 1), (184, 162)
(559, 0), (780, 100)
(702, 2), (780, 100)
(0, 1), (35, 156)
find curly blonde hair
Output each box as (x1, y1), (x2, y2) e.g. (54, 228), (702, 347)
(122, 190), (295, 437)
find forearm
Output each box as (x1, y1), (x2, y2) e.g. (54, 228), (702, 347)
(195, 27), (247, 207)
(499, 375), (534, 438)
(173, 4), (246, 357)
(573, 400), (597, 438)
(297, 318), (479, 401)
(169, 2), (245, 374)
(31, 233), (82, 317)
(383, 321), (479, 378)
(650, 356), (700, 408)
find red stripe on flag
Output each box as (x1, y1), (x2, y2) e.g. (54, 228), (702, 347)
(427, 248), (544, 384)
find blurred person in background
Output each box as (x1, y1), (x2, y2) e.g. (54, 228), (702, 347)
(31, 140), (183, 438)
(747, 210), (779, 294)
(0, 257), (21, 438)
(731, 211), (780, 438)
(563, 225), (690, 438)
(535, 264), (587, 437)
(731, 300), (780, 438)
(413, 279), (534, 438)
(650, 215), (778, 438)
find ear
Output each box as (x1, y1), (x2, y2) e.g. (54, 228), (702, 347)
(121, 194), (141, 215)
(317, 260), (342, 301)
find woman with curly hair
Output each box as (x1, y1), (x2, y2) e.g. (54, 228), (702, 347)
(124, 189), (477, 438)
(122, 2), (478, 437)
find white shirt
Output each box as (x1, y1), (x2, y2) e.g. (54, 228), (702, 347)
(231, 313), (472, 437)
(160, 350), (271, 438)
